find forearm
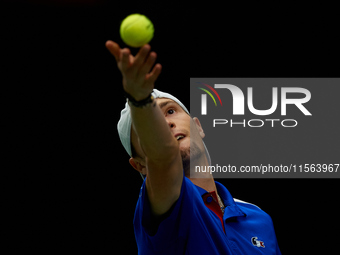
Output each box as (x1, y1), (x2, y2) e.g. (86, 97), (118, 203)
(129, 99), (179, 162)
(104, 41), (177, 161)
(107, 41), (183, 215)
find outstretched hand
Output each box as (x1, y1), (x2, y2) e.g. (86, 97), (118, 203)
(105, 40), (162, 101)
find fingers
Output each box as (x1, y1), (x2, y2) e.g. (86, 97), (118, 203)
(120, 48), (131, 71)
(138, 51), (157, 77)
(105, 40), (120, 63)
(106, 41), (161, 86)
(146, 63), (162, 85)
(105, 40), (133, 71)
(126, 44), (159, 79)
(133, 44), (151, 67)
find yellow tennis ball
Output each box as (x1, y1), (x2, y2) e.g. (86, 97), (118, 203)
(120, 14), (154, 48)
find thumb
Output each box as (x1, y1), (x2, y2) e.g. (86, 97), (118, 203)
(105, 40), (121, 63)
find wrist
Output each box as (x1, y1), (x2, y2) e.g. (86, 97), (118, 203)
(124, 90), (154, 108)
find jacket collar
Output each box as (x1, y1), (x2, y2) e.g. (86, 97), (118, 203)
(195, 181), (246, 220)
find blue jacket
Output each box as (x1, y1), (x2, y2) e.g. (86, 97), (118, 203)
(134, 175), (281, 254)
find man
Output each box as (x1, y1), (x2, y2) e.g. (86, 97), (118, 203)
(106, 40), (281, 254)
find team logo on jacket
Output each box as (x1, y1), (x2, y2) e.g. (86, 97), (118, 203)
(251, 237), (265, 248)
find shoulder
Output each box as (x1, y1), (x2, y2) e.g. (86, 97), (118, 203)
(133, 175), (203, 253)
(233, 198), (262, 210)
(135, 175), (200, 227)
(137, 175), (198, 206)
(233, 198), (273, 221)
(234, 198), (275, 228)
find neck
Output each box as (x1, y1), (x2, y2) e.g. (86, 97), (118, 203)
(184, 153), (217, 193)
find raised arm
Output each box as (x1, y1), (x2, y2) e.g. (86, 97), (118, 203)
(106, 41), (183, 215)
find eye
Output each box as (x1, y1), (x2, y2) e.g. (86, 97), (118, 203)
(167, 109), (175, 115)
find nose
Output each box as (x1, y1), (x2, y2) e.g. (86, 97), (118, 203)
(166, 119), (176, 129)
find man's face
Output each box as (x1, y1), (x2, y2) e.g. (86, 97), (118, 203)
(130, 98), (205, 172)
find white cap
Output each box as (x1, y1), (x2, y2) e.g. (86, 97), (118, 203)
(117, 89), (211, 164)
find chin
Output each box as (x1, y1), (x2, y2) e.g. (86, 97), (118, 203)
(180, 147), (190, 162)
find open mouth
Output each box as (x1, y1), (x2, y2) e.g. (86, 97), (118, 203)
(175, 134), (185, 141)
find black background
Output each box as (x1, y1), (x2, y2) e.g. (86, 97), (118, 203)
(4, 1), (339, 254)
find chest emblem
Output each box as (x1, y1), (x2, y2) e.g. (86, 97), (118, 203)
(251, 237), (265, 248)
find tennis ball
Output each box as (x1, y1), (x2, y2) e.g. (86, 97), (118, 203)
(120, 14), (154, 48)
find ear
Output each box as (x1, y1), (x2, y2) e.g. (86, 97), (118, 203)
(193, 117), (205, 139)
(129, 157), (147, 175)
